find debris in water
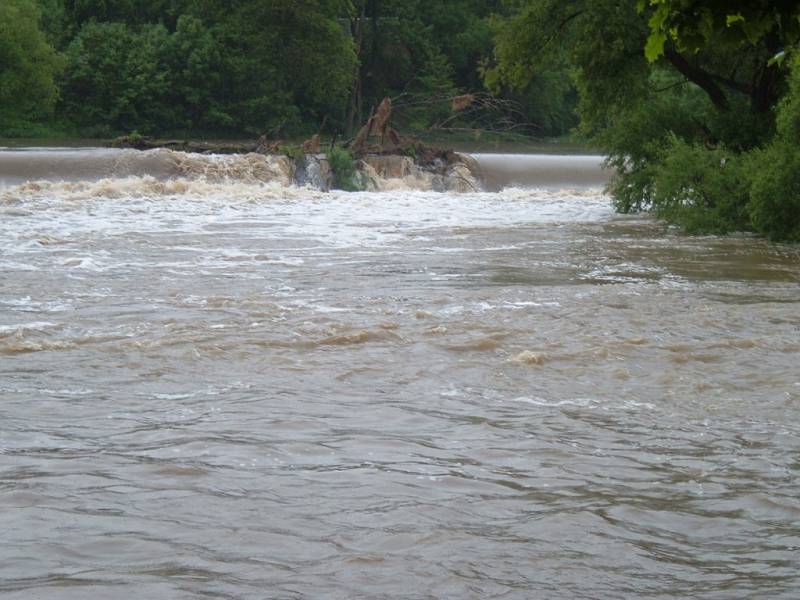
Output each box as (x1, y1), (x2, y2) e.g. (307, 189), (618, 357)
(512, 350), (546, 365)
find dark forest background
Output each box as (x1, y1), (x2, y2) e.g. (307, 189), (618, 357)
(0, 0), (576, 139)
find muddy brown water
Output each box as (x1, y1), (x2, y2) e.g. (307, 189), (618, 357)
(0, 149), (798, 599)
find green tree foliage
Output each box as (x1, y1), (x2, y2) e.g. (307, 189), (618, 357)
(343, 0), (563, 135)
(639, 0), (800, 61)
(650, 137), (751, 233)
(215, 0), (357, 134)
(748, 55), (800, 242)
(491, 0), (800, 241)
(60, 15), (232, 135)
(328, 147), (362, 191)
(61, 22), (173, 135)
(62, 0), (186, 33)
(344, 0), (465, 131)
(420, 0), (503, 91)
(0, 0), (63, 132)
(485, 2), (592, 135)
(4, 1), (560, 138)
(53, 0), (358, 136)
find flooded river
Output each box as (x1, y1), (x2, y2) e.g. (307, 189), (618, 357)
(1, 149), (798, 598)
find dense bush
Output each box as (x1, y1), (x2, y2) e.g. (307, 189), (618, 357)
(748, 143), (800, 242)
(5, 1), (568, 139)
(328, 147), (361, 191)
(52, 0), (359, 137)
(623, 55), (800, 241)
(649, 138), (750, 234)
(747, 56), (800, 242)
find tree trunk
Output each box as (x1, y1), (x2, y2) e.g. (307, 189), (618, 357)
(751, 30), (782, 114)
(346, 3), (367, 136)
(664, 46), (730, 112)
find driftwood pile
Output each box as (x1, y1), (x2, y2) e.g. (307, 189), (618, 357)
(345, 97), (458, 172)
(108, 97), (458, 174)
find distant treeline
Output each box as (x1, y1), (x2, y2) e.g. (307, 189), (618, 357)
(0, 0), (576, 139)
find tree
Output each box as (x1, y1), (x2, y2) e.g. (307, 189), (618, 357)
(60, 22), (174, 134)
(189, 0), (357, 135)
(61, 0), (187, 34)
(0, 0), (63, 131)
(342, 0), (527, 135)
(485, 1), (584, 135)
(2, 0), (540, 138)
(640, 0), (800, 60)
(488, 0), (800, 240)
(56, 0), (357, 136)
(639, 0), (800, 113)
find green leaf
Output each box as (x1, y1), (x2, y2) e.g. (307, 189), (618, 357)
(725, 14), (745, 27)
(644, 31), (667, 61)
(768, 50), (787, 67)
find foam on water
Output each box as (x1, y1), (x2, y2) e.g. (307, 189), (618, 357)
(1, 175), (614, 256)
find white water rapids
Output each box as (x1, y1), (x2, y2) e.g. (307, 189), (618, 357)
(0, 148), (798, 599)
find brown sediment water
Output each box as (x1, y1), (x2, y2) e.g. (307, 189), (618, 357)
(0, 148), (799, 599)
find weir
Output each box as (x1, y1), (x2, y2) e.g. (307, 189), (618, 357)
(470, 153), (610, 191)
(0, 148), (178, 186)
(0, 147), (610, 191)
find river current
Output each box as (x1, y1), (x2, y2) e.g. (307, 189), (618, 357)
(1, 149), (798, 599)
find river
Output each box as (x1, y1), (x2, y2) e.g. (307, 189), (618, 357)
(1, 148), (798, 599)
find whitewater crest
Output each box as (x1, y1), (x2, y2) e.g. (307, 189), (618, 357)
(0, 175), (311, 203)
(0, 147), (483, 194)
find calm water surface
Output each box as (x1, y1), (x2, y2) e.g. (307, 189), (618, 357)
(0, 151), (798, 599)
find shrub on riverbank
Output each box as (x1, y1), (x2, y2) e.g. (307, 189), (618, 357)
(748, 143), (800, 242)
(328, 147), (362, 192)
(641, 55), (800, 242)
(648, 138), (750, 235)
(747, 61), (800, 243)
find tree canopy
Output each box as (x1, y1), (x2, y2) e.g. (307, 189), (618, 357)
(2, 0), (558, 138)
(639, 0), (800, 60)
(0, 0), (63, 131)
(488, 0), (800, 241)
